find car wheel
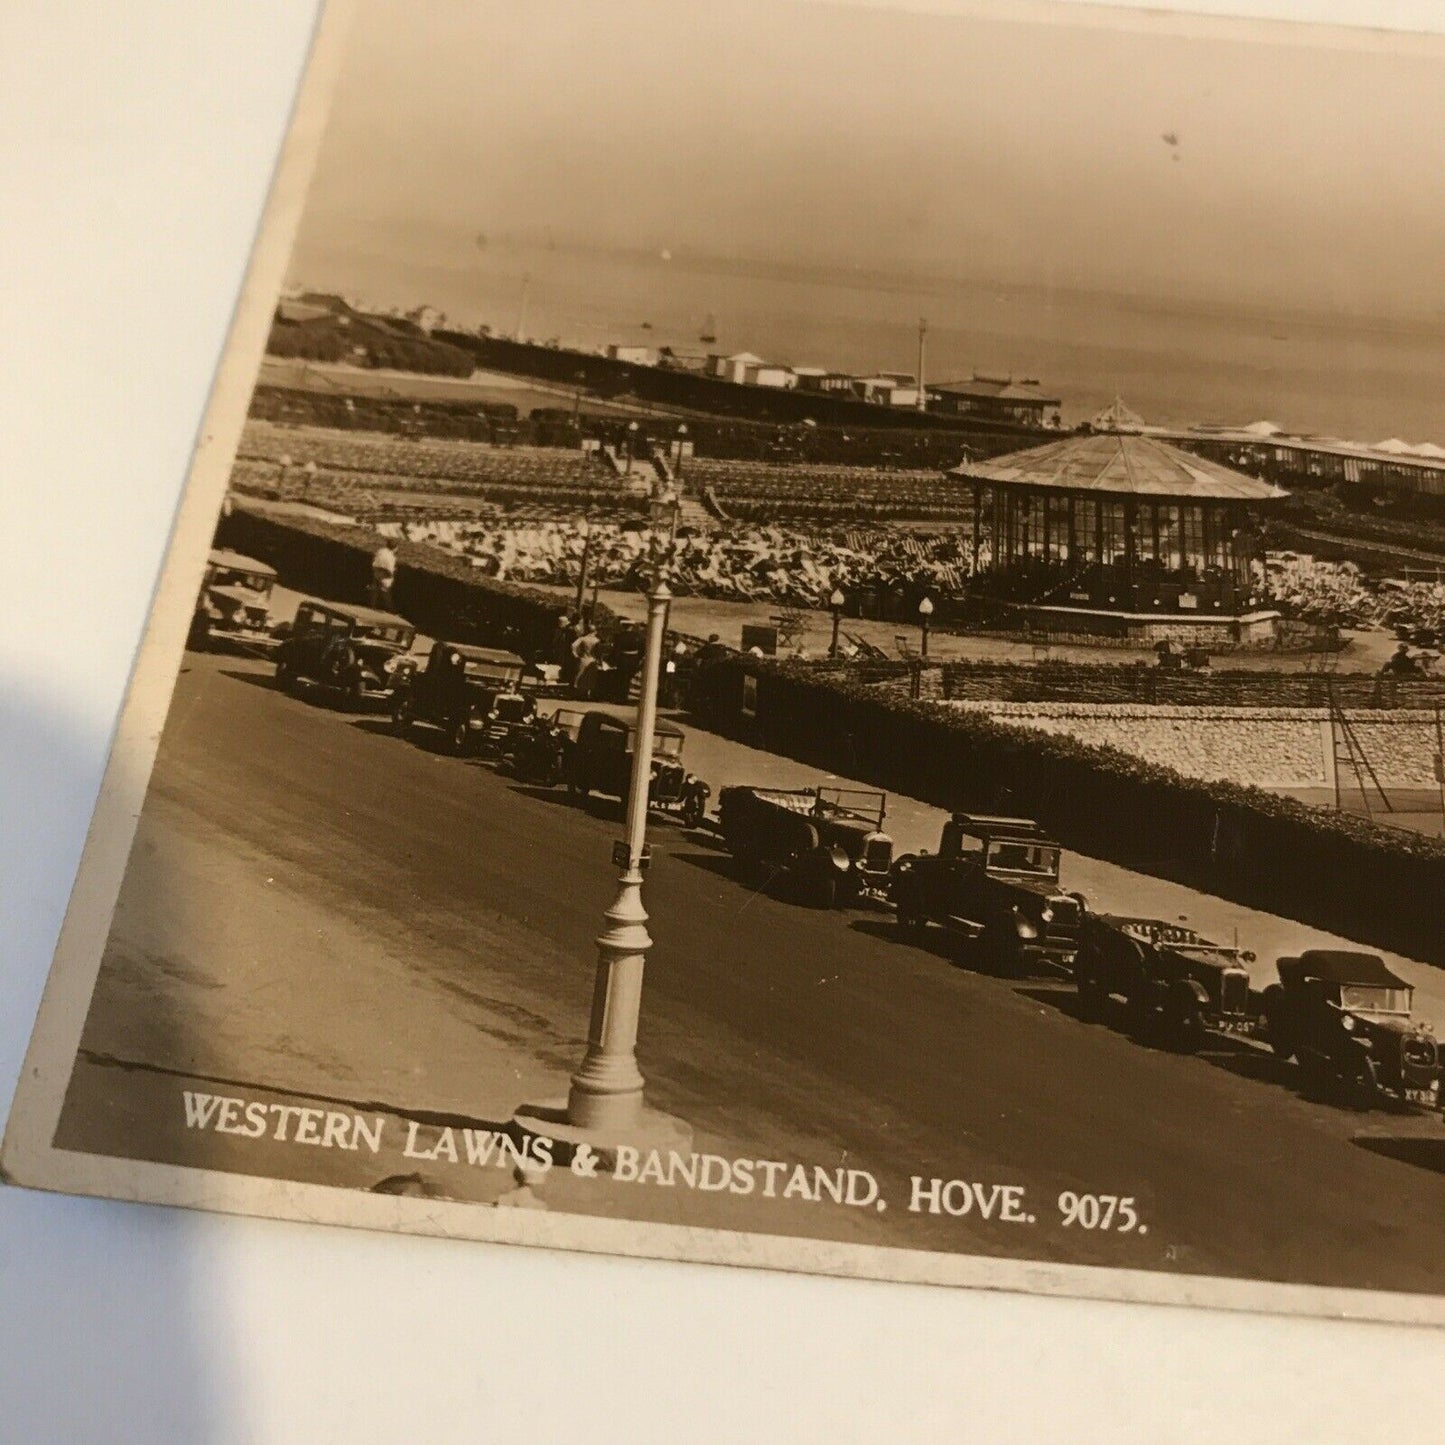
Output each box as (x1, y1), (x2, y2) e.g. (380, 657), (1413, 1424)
(680, 792), (705, 830)
(567, 777), (589, 803)
(979, 925), (1023, 977)
(1170, 1001), (1206, 1053)
(894, 901), (925, 938)
(1075, 973), (1105, 1022)
(808, 870), (838, 910)
(450, 721), (471, 756)
(347, 677), (366, 710)
(1124, 989), (1154, 1042)
(1261, 987), (1293, 1060)
(391, 699), (412, 736)
(1296, 1051), (1334, 1099)
(275, 660), (292, 691)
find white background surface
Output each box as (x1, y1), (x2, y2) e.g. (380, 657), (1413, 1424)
(3, 3), (1443, 1440)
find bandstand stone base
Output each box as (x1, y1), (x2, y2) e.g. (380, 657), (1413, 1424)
(1021, 605), (1281, 648)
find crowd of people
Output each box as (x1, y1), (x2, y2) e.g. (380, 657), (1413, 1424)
(1257, 552), (1445, 645)
(384, 517), (974, 610)
(376, 513), (1445, 647)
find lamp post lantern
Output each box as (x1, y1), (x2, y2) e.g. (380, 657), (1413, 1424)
(566, 500), (674, 1132)
(918, 595), (934, 660)
(829, 588), (845, 657)
(626, 420), (640, 468)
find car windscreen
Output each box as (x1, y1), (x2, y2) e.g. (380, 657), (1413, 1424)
(985, 840), (1059, 878)
(211, 569), (272, 594)
(650, 732), (685, 759)
(1340, 984), (1412, 1015)
(464, 662), (520, 682)
(361, 625), (413, 646)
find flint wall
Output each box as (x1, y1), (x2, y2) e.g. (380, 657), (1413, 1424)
(944, 702), (1444, 789)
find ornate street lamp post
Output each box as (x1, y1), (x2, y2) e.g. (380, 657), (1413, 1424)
(573, 514), (594, 622)
(277, 452), (292, 494)
(565, 498), (674, 1133)
(829, 588), (845, 657)
(301, 460), (318, 504)
(674, 422), (689, 485)
(918, 595), (934, 660)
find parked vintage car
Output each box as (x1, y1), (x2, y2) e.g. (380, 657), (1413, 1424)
(1072, 914), (1255, 1049)
(518, 710), (709, 824)
(189, 549), (277, 650)
(1260, 950), (1440, 1108)
(501, 708), (587, 787)
(569, 712), (709, 825)
(390, 642), (533, 755)
(716, 786), (893, 908)
(273, 600), (416, 709)
(889, 814), (1085, 974)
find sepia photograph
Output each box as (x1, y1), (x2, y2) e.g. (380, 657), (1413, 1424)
(8, 0), (1445, 1327)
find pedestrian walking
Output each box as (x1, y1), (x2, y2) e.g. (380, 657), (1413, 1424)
(370, 539), (398, 609)
(571, 622), (601, 699)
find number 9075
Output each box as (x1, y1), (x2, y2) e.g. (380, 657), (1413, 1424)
(1057, 1192), (1142, 1233)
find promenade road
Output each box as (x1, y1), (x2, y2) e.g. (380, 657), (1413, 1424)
(53, 648), (1445, 1295)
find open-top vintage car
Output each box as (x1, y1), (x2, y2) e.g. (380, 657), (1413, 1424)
(1073, 914), (1255, 1050)
(889, 814), (1085, 975)
(273, 600), (416, 709)
(716, 785), (893, 909)
(1261, 950), (1440, 1108)
(190, 548), (277, 651)
(390, 641), (533, 755)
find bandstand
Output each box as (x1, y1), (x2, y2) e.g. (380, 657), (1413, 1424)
(952, 432), (1289, 644)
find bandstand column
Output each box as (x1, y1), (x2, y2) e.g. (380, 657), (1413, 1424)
(1123, 496), (1138, 606)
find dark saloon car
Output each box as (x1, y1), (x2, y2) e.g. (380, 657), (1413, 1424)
(563, 712), (709, 825)
(501, 708), (587, 787)
(390, 642), (532, 755)
(717, 785), (893, 908)
(1073, 914), (1255, 1050)
(273, 600), (416, 709)
(190, 548), (277, 651)
(889, 814), (1085, 975)
(1261, 950), (1440, 1108)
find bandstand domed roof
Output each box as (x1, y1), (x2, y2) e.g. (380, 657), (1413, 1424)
(952, 431), (1287, 502)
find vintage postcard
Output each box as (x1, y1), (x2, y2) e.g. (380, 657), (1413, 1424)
(9, 0), (1445, 1326)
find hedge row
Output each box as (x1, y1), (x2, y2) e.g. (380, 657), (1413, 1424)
(215, 503), (1445, 964)
(216, 504), (617, 657)
(689, 653), (1445, 966)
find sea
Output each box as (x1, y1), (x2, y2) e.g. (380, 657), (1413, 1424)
(319, 244), (1445, 447)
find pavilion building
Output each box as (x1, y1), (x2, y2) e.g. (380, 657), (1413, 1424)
(951, 431), (1289, 644)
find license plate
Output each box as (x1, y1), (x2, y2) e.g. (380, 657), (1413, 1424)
(1405, 1088), (1437, 1106)
(1217, 1019), (1252, 1034)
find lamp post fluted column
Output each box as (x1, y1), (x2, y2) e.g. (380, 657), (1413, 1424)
(566, 567), (672, 1131)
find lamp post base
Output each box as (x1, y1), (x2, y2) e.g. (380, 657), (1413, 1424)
(511, 1098), (694, 1167)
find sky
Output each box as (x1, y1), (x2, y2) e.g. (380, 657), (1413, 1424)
(287, 0), (1445, 325)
